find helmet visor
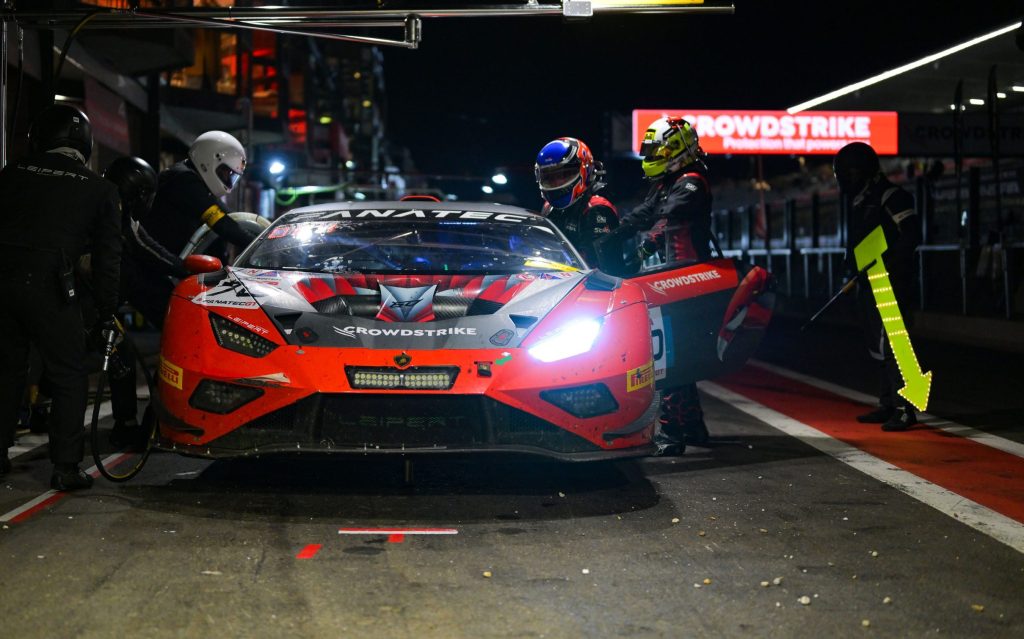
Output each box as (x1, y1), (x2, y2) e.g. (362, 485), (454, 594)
(640, 139), (676, 163)
(537, 164), (580, 191)
(215, 163), (243, 191)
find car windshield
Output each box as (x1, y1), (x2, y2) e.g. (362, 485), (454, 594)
(239, 215), (585, 274)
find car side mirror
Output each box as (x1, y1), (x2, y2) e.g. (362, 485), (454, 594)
(183, 254), (223, 274)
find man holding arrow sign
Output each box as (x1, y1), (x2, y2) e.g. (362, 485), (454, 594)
(834, 142), (929, 432)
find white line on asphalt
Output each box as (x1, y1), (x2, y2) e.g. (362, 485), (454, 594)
(338, 529), (459, 535)
(700, 380), (1024, 555)
(749, 359), (1024, 460)
(0, 452), (130, 523)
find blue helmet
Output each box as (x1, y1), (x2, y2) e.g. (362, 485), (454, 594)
(534, 137), (595, 210)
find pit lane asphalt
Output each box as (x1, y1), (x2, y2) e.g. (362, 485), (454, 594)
(2, 324), (1023, 638)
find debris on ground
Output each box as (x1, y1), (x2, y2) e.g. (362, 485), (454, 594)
(760, 581), (770, 587)
(703, 578), (712, 585)
(861, 619), (871, 628)
(971, 604), (985, 613)
(883, 596), (892, 605)
(870, 550), (878, 557)
(671, 518), (680, 524)
(698, 531), (706, 537)
(482, 571), (493, 578)
(798, 596), (811, 605)
(772, 577), (783, 586)
(201, 570), (222, 576)
(582, 568), (590, 575)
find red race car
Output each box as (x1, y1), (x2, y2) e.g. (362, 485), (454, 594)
(154, 203), (772, 461)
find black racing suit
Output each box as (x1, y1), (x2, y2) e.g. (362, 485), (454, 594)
(542, 193), (619, 266)
(847, 174), (920, 414)
(133, 160), (256, 326)
(621, 162), (715, 442)
(0, 151), (121, 465)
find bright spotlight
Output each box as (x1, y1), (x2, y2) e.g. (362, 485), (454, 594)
(492, 173), (508, 185)
(481, 185), (494, 195)
(269, 160), (286, 175)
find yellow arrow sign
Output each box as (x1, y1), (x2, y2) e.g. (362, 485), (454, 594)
(853, 226), (932, 411)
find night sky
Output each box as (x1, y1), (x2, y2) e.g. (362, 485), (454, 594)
(382, 1), (1023, 203)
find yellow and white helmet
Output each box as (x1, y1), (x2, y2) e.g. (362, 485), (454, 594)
(640, 117), (702, 179)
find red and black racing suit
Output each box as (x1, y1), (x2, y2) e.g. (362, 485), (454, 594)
(621, 162), (714, 443)
(541, 193), (619, 265)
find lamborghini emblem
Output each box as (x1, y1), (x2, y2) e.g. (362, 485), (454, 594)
(394, 352), (412, 368)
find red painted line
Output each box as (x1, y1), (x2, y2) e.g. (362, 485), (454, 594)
(9, 493), (66, 524)
(718, 366), (1024, 524)
(387, 533), (405, 543)
(2, 452), (138, 524)
(296, 544), (322, 559)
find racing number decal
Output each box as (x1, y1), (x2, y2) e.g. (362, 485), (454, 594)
(648, 307), (673, 381)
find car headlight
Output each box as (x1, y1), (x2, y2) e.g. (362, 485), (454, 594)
(189, 380), (263, 414)
(527, 318), (602, 363)
(210, 314), (278, 358)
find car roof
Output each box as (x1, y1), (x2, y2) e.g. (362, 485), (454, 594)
(281, 201), (544, 221)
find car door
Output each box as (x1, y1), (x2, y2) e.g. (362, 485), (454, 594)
(623, 257), (775, 389)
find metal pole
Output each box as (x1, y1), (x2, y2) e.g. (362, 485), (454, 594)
(7, 4), (736, 27)
(988, 65), (1001, 239)
(954, 80), (964, 242)
(1, 18), (8, 168)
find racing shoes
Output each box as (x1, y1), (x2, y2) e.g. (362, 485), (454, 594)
(881, 408), (917, 432)
(856, 407), (894, 423)
(50, 464), (93, 491)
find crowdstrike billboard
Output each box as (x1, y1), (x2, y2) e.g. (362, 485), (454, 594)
(632, 109), (899, 155)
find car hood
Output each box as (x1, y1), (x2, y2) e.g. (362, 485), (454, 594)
(189, 268), (587, 350)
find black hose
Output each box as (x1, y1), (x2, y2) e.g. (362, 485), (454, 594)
(52, 11), (102, 102)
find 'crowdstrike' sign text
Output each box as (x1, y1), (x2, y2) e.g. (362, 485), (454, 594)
(632, 109), (899, 155)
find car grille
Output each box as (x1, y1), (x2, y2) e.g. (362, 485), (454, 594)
(209, 393), (600, 454)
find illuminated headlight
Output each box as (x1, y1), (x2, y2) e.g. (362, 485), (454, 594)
(541, 383), (618, 418)
(210, 314), (278, 358)
(527, 318), (602, 362)
(189, 380), (263, 414)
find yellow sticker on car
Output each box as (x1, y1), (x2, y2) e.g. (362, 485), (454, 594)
(159, 356), (183, 390)
(626, 362), (654, 392)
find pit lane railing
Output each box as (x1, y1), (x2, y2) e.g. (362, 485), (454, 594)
(710, 166), (1024, 320)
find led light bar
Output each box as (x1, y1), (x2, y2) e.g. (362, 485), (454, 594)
(210, 314), (278, 358)
(346, 366), (459, 390)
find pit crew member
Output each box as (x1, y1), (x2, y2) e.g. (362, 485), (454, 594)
(0, 105), (121, 490)
(835, 142), (921, 432)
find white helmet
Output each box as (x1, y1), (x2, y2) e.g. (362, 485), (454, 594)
(188, 131), (246, 198)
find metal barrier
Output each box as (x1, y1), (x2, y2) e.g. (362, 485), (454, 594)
(712, 169), (1022, 319)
